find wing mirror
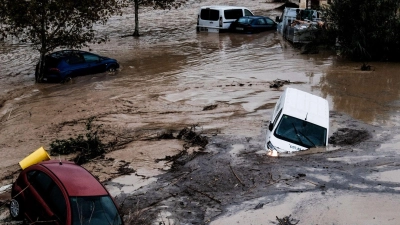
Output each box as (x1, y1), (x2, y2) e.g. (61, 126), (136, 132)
(268, 123), (273, 131)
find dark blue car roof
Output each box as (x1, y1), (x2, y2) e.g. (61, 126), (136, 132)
(239, 16), (267, 19)
(48, 50), (89, 59)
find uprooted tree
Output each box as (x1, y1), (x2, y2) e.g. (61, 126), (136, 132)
(130, 0), (187, 36)
(321, 0), (400, 61)
(0, 0), (127, 82)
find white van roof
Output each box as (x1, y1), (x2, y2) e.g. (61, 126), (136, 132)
(200, 5), (250, 10)
(281, 87), (329, 129)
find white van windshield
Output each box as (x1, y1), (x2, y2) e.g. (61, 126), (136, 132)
(274, 114), (327, 148)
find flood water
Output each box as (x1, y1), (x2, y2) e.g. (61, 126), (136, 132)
(1, 1), (399, 127)
(1, 0), (400, 224)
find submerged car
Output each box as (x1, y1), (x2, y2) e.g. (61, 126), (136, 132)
(9, 160), (123, 225)
(229, 16), (277, 33)
(35, 50), (120, 82)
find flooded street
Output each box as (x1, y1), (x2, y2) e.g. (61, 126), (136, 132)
(1, 0), (400, 224)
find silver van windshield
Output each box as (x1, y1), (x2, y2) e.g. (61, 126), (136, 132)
(274, 114), (327, 148)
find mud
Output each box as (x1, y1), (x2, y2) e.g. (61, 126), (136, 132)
(1, 0), (400, 225)
(114, 111), (399, 225)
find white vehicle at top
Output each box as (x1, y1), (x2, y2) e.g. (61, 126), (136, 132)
(196, 6), (254, 33)
(265, 87), (329, 156)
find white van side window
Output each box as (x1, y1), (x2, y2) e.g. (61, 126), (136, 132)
(244, 9), (253, 16)
(201, 9), (219, 21)
(224, 9), (244, 19)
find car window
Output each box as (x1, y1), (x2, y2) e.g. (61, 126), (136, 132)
(257, 18), (266, 25)
(27, 170), (67, 224)
(66, 53), (85, 64)
(238, 17), (252, 24)
(224, 9), (243, 19)
(70, 196), (122, 225)
(244, 9), (253, 16)
(274, 114), (327, 148)
(48, 184), (67, 223)
(265, 17), (275, 25)
(83, 53), (100, 63)
(28, 170), (52, 196)
(200, 9), (219, 21)
(45, 57), (61, 68)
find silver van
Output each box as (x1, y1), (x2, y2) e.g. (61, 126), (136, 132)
(265, 87), (329, 156)
(196, 6), (254, 33)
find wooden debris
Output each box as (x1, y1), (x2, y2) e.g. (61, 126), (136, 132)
(269, 79), (291, 88)
(187, 186), (221, 204)
(276, 215), (299, 225)
(229, 164), (245, 186)
(203, 104), (218, 111)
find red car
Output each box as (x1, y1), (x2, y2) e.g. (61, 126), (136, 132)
(9, 160), (123, 225)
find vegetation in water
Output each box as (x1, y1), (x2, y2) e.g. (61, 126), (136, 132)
(49, 117), (114, 165)
(320, 0), (400, 61)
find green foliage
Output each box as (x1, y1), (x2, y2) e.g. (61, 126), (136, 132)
(50, 117), (109, 165)
(0, 0), (128, 81)
(0, 0), (126, 51)
(321, 0), (400, 61)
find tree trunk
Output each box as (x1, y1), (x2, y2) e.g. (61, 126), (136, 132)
(133, 0), (140, 36)
(36, 1), (47, 83)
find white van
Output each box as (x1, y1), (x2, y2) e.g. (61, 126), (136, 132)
(265, 87), (329, 156)
(196, 6), (254, 33)
(276, 7), (320, 34)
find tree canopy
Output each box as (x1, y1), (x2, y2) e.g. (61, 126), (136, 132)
(322, 0), (400, 61)
(0, 0), (127, 81)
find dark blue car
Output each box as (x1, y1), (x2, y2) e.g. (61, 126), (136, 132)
(35, 50), (120, 82)
(229, 16), (277, 33)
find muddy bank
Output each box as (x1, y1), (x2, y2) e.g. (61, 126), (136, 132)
(110, 110), (400, 225)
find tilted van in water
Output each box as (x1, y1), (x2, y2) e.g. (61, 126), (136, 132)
(265, 87), (329, 156)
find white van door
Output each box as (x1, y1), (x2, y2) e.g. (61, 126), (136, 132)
(198, 8), (220, 32)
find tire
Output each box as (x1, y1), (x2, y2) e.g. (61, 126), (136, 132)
(107, 65), (117, 72)
(62, 76), (72, 83)
(9, 198), (23, 220)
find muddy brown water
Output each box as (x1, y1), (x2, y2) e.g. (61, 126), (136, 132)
(1, 1), (400, 224)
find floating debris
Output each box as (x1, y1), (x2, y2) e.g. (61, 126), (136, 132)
(276, 215), (299, 225)
(269, 79), (291, 88)
(329, 128), (370, 146)
(203, 104), (218, 111)
(361, 63), (371, 71)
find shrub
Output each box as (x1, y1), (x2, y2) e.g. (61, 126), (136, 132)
(50, 117), (107, 165)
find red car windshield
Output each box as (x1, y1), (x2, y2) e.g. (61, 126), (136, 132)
(70, 196), (122, 225)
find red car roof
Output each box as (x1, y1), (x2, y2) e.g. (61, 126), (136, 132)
(39, 160), (108, 196)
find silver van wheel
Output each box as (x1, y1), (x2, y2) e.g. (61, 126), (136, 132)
(9, 199), (21, 219)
